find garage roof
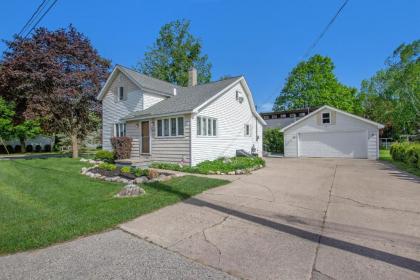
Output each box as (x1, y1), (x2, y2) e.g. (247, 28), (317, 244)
(280, 105), (384, 132)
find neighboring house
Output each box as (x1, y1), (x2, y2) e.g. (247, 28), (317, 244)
(97, 65), (266, 166)
(281, 105), (384, 159)
(260, 107), (318, 130)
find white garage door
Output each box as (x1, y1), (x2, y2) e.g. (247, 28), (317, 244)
(299, 131), (367, 158)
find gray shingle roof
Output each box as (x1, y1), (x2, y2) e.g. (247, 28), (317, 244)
(118, 65), (182, 95)
(123, 75), (242, 120)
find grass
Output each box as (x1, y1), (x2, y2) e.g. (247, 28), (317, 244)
(0, 158), (229, 255)
(151, 156), (266, 174)
(379, 149), (420, 177)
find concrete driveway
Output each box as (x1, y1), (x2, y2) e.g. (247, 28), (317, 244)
(121, 158), (420, 280)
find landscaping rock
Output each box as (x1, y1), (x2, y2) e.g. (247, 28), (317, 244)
(115, 184), (145, 198)
(208, 171), (215, 175)
(80, 158), (89, 162)
(216, 171), (221, 175)
(81, 167), (88, 174)
(158, 174), (171, 181)
(227, 171), (235, 175)
(134, 176), (148, 184)
(235, 170), (243, 175)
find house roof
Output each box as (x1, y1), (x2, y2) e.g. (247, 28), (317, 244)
(280, 105), (385, 132)
(123, 76), (243, 120)
(260, 107), (319, 116)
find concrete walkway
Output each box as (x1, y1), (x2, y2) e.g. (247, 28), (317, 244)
(121, 158), (420, 280)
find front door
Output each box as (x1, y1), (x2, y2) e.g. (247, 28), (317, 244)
(141, 121), (150, 154)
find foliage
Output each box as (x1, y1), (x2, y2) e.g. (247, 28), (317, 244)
(263, 128), (284, 153)
(151, 156), (266, 174)
(0, 25), (111, 158)
(390, 142), (420, 169)
(26, 145), (33, 153)
(120, 166), (131, 174)
(134, 168), (149, 177)
(98, 162), (117, 171)
(35, 145), (42, 152)
(0, 158), (228, 254)
(0, 97), (14, 141)
(95, 150), (115, 163)
(380, 148), (420, 177)
(273, 55), (362, 114)
(137, 19), (211, 86)
(110, 137), (132, 160)
(147, 169), (160, 179)
(361, 40), (419, 138)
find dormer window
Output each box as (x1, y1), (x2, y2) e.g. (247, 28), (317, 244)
(322, 112), (331, 124)
(118, 87), (124, 101)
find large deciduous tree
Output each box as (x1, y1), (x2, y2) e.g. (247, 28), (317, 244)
(361, 40), (419, 138)
(138, 19), (211, 86)
(0, 25), (111, 157)
(273, 55), (362, 113)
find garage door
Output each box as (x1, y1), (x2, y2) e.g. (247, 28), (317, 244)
(299, 131), (367, 158)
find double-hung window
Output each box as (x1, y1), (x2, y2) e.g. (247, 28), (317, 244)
(197, 116), (217, 136)
(118, 87), (125, 101)
(322, 112), (331, 124)
(156, 117), (184, 137)
(114, 123), (126, 137)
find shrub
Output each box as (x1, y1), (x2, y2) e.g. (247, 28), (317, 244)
(147, 169), (159, 179)
(44, 144), (52, 152)
(95, 150), (115, 163)
(120, 166), (131, 174)
(6, 145), (14, 153)
(263, 128), (284, 153)
(134, 168), (148, 177)
(98, 162), (117, 171)
(35, 145), (42, 152)
(26, 145), (33, 152)
(390, 142), (420, 169)
(14, 145), (22, 153)
(0, 145), (7, 154)
(111, 137), (132, 160)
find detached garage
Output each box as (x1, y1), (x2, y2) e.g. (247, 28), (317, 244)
(281, 105), (384, 159)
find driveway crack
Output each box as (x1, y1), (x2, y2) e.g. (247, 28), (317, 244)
(202, 216), (229, 267)
(310, 164), (337, 280)
(332, 195), (420, 215)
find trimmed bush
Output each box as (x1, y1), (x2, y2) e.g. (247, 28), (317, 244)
(6, 145), (14, 153)
(14, 145), (22, 153)
(26, 145), (33, 153)
(98, 163), (117, 171)
(95, 150), (114, 163)
(390, 142), (420, 169)
(44, 144), (52, 152)
(120, 166), (131, 174)
(35, 145), (42, 152)
(0, 145), (7, 154)
(147, 169), (159, 179)
(263, 128), (284, 153)
(111, 137), (132, 160)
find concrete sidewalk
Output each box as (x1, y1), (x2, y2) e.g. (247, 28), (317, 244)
(121, 158), (420, 280)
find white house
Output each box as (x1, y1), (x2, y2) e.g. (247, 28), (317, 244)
(281, 105), (384, 159)
(97, 65), (265, 166)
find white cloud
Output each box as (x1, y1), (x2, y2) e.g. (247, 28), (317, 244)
(258, 102), (274, 112)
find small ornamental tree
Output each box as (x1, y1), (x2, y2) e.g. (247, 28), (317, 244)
(111, 137), (132, 159)
(0, 25), (111, 158)
(263, 128), (284, 153)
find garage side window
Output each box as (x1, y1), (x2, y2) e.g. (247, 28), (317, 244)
(322, 113), (331, 124)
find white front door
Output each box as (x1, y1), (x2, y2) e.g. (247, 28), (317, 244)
(298, 131), (368, 158)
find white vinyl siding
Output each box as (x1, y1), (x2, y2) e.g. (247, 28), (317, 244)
(190, 82), (263, 165)
(144, 92), (165, 109)
(283, 108), (380, 159)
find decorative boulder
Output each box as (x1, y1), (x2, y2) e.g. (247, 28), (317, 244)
(115, 184), (145, 198)
(227, 171), (235, 175)
(134, 176), (148, 184)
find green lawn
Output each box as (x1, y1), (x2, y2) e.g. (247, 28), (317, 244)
(379, 149), (420, 177)
(0, 158), (229, 254)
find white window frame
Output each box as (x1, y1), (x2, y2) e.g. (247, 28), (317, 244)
(322, 112), (331, 124)
(244, 124), (251, 137)
(114, 123), (126, 137)
(197, 116), (217, 137)
(156, 116), (184, 138)
(118, 87), (124, 101)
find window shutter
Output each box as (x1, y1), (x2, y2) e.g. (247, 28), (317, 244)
(331, 111), (336, 125)
(316, 113), (321, 125)
(114, 87), (118, 102)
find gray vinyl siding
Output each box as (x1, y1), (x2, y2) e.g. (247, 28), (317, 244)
(150, 114), (191, 164)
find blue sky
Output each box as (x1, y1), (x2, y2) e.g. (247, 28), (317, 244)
(1, 0), (419, 112)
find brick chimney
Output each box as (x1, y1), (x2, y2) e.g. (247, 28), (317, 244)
(188, 67), (197, 87)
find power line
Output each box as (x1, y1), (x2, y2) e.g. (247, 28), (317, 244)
(17, 0), (49, 37)
(302, 0), (349, 59)
(24, 0), (59, 38)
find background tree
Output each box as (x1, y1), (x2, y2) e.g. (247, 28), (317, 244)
(0, 98), (14, 147)
(0, 25), (111, 158)
(263, 128), (284, 153)
(273, 55), (362, 113)
(361, 40), (419, 138)
(138, 19), (211, 86)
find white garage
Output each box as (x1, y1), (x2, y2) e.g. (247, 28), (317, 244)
(281, 105), (384, 159)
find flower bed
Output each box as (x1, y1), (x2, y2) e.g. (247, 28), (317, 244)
(81, 163), (178, 184)
(151, 156), (265, 175)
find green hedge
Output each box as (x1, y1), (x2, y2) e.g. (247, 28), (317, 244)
(390, 142), (420, 169)
(263, 128), (284, 153)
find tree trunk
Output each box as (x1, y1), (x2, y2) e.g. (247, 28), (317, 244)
(20, 138), (26, 153)
(71, 134), (79, 158)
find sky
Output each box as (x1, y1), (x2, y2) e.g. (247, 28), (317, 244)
(0, 0), (419, 112)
